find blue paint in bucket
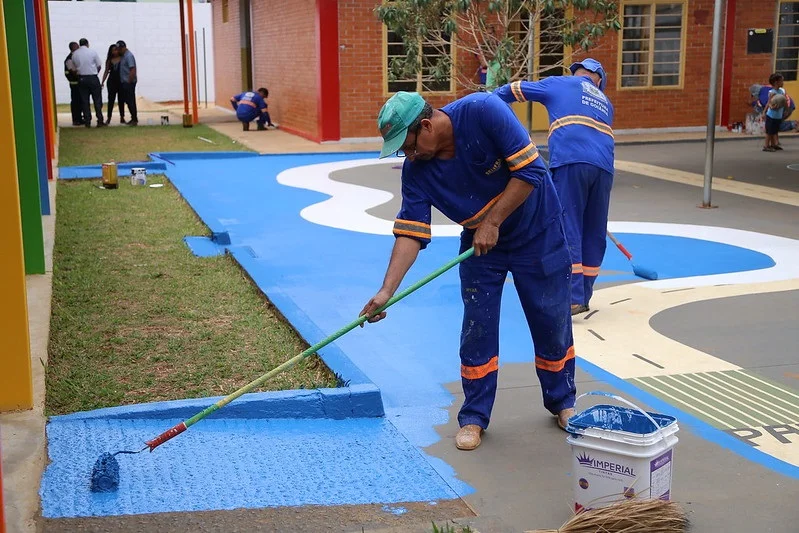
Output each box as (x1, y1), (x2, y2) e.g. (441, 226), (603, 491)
(568, 404), (676, 435)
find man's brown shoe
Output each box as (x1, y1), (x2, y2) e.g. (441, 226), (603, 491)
(557, 408), (575, 430)
(571, 304), (589, 316)
(455, 424), (483, 450)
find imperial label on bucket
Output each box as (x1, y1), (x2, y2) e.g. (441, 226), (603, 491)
(650, 449), (673, 499)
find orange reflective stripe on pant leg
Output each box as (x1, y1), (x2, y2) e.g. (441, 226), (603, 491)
(535, 346), (575, 373)
(461, 355), (499, 380)
(583, 265), (600, 277)
(571, 263), (583, 275)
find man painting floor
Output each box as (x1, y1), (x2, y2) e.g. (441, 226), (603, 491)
(360, 91), (576, 451)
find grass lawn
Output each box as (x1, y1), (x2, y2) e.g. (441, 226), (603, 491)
(48, 128), (338, 415)
(57, 124), (248, 167)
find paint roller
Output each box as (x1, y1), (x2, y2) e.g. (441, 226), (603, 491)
(89, 247), (476, 492)
(606, 230), (658, 280)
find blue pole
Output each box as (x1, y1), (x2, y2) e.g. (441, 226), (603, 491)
(24, 0), (49, 216)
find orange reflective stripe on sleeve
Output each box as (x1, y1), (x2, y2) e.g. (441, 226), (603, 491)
(571, 263), (584, 275)
(535, 346), (575, 373)
(461, 355), (499, 380)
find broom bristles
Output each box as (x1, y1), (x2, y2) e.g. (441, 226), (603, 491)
(527, 498), (688, 533)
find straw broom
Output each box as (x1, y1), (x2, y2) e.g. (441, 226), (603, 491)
(527, 498), (689, 533)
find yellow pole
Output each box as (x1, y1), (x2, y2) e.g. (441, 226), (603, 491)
(0, 0), (33, 412)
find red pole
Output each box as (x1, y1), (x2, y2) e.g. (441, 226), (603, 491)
(186, 0), (199, 124)
(33, 0), (54, 180)
(178, 0), (189, 117)
(1, 429), (6, 533)
(316, 0), (340, 141)
(719, 0), (736, 128)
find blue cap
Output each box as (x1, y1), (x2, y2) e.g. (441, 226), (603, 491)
(569, 58), (607, 92)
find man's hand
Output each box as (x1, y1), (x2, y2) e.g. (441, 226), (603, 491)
(473, 222), (499, 256)
(359, 289), (393, 326)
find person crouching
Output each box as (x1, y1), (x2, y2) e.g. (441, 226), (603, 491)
(230, 88), (274, 131)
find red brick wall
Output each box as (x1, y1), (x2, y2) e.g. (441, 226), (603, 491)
(211, 0), (782, 139)
(212, 0), (243, 109)
(728, 0), (779, 125)
(338, 0), (470, 139)
(251, 0), (319, 139)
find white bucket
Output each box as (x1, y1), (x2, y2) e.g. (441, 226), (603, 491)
(566, 391), (679, 512)
(130, 168), (147, 186)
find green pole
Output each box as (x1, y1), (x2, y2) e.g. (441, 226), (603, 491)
(3, 0), (45, 275)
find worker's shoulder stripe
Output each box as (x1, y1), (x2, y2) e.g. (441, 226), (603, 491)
(506, 143), (540, 172)
(549, 115), (614, 138)
(510, 81), (526, 103)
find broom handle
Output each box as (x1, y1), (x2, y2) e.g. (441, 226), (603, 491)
(145, 247), (475, 451)
(606, 230), (633, 260)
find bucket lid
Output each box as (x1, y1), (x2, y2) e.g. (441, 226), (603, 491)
(567, 404), (676, 436)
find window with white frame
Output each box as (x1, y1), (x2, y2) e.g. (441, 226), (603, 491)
(619, 2), (684, 88)
(385, 29), (454, 94)
(776, 1), (799, 81)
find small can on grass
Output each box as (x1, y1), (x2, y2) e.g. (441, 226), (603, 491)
(101, 162), (118, 189)
(130, 167), (147, 186)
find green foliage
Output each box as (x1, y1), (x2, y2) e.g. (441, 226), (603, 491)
(375, 0), (619, 90)
(431, 522), (474, 533)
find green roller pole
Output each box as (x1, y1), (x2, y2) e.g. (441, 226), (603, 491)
(3, 0), (45, 275)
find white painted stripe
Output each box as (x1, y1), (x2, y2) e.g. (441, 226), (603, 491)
(726, 370), (799, 402)
(636, 377), (736, 429)
(677, 373), (783, 426)
(694, 372), (799, 422)
(666, 374), (764, 427)
(607, 222), (799, 290)
(276, 158), (462, 238)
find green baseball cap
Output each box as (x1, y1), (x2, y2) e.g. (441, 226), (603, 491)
(377, 91), (426, 158)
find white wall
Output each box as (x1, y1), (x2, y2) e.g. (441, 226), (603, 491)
(48, 1), (215, 104)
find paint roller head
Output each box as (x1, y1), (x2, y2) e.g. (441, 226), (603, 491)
(632, 263), (658, 280)
(90, 452), (120, 492)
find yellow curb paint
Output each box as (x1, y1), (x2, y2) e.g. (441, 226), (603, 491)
(614, 160), (799, 207)
(573, 279), (799, 379)
(0, 1), (33, 411)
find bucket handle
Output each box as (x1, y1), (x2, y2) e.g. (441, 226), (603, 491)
(574, 391), (668, 441)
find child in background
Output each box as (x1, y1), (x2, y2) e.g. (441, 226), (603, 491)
(763, 73), (786, 152)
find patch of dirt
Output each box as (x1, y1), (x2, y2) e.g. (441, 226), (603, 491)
(41, 499), (475, 533)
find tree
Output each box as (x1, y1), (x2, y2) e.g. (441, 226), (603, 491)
(375, 0), (621, 93)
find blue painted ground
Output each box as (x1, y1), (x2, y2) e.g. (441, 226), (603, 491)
(43, 151), (777, 518)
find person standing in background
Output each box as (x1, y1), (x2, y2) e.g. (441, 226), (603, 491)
(64, 42), (82, 126)
(101, 44), (125, 124)
(70, 38), (105, 128)
(116, 40), (138, 126)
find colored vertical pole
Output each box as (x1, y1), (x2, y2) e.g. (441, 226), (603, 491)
(24, 0), (49, 215)
(4, 0), (46, 275)
(186, 0), (200, 124)
(316, 0), (340, 141)
(0, 432), (5, 533)
(33, 0), (54, 179)
(179, 0), (189, 116)
(0, 0), (34, 412)
(42, 0), (56, 135)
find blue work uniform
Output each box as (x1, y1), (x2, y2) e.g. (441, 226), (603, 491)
(495, 77), (615, 307)
(395, 92), (576, 429)
(231, 91), (270, 125)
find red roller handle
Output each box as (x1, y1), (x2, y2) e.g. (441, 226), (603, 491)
(145, 422), (187, 451)
(607, 231), (633, 261)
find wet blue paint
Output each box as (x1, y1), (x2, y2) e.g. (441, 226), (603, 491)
(41, 417), (459, 518)
(568, 404), (676, 434)
(41, 151), (784, 517)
